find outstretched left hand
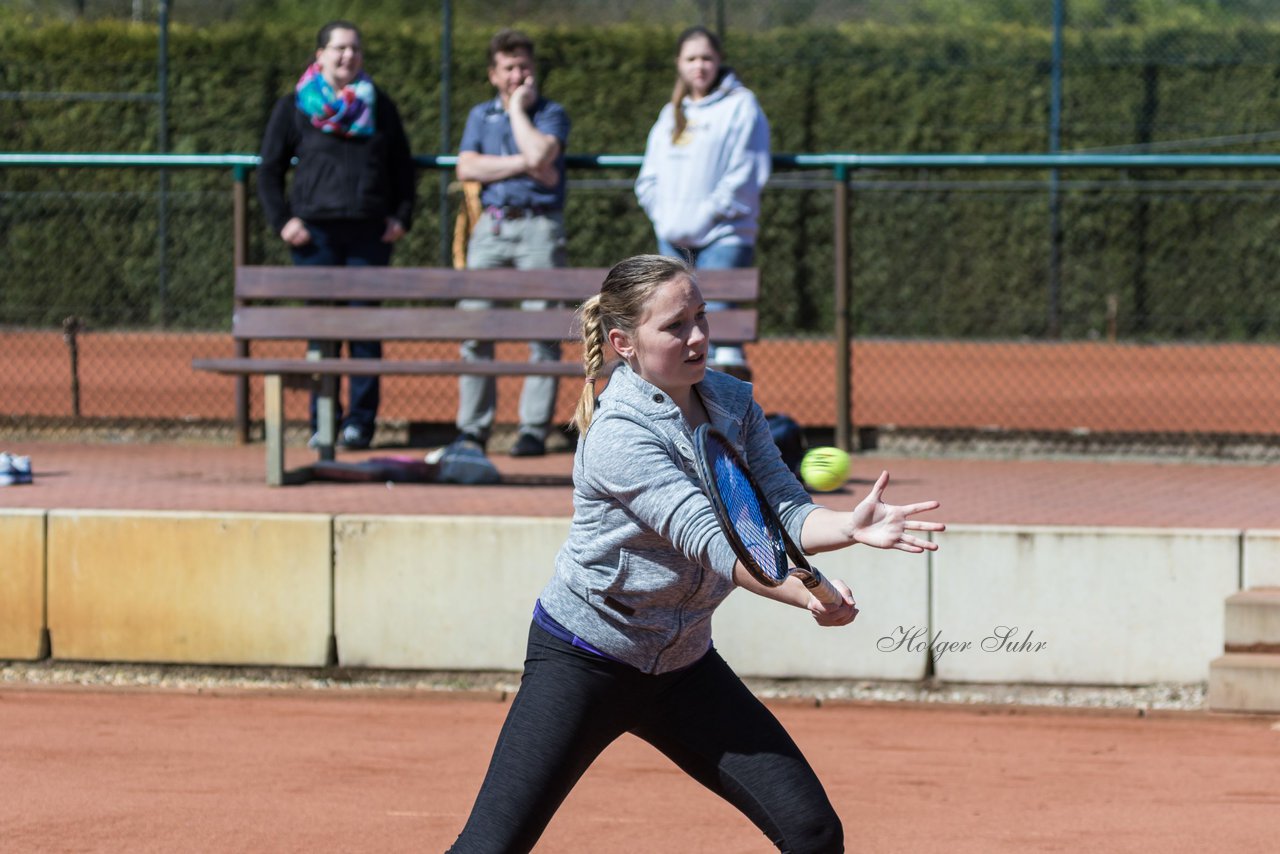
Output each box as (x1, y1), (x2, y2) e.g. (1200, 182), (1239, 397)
(850, 471), (945, 552)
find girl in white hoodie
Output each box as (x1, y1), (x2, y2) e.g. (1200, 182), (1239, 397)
(636, 26), (771, 378)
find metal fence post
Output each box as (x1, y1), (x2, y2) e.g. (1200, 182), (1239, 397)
(232, 165), (250, 444)
(156, 0), (170, 327)
(833, 163), (851, 451)
(62, 315), (83, 419)
(1047, 0), (1064, 339)
(438, 0), (453, 266)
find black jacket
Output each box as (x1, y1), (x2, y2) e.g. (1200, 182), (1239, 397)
(257, 87), (416, 234)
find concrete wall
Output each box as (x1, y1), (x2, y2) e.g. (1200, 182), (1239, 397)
(0, 509), (46, 660)
(9, 507), (1263, 684)
(46, 510), (332, 666)
(1244, 530), (1280, 588)
(333, 515), (933, 679)
(333, 515), (569, 669)
(933, 525), (1241, 684)
(714, 544), (931, 680)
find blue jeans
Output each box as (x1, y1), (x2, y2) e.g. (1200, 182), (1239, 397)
(291, 219), (392, 436)
(658, 238), (755, 367)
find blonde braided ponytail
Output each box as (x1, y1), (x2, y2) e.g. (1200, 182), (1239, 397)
(573, 296), (605, 434)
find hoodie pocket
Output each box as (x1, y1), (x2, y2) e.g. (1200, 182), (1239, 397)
(589, 547), (688, 628)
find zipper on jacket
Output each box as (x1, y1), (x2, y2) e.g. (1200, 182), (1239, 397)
(650, 559), (708, 672)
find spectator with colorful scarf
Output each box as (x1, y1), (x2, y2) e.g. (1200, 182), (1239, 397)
(257, 20), (417, 451)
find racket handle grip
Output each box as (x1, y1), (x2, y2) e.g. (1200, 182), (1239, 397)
(799, 567), (845, 609)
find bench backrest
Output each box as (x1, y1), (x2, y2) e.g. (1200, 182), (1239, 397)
(232, 266), (759, 344)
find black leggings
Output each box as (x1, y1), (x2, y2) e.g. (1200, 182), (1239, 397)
(447, 622), (843, 853)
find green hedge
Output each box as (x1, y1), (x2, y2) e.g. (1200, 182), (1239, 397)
(4, 21), (1280, 340)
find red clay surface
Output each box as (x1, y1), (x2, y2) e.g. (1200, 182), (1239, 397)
(6, 330), (1280, 433)
(0, 438), (1276, 531)
(1, 688), (1277, 853)
(1, 447), (1273, 854)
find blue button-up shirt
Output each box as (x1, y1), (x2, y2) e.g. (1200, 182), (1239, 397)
(458, 96), (570, 211)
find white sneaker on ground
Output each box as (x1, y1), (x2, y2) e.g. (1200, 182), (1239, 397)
(425, 436), (500, 485)
(337, 424), (372, 450)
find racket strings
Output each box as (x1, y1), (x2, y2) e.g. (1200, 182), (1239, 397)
(712, 451), (788, 583)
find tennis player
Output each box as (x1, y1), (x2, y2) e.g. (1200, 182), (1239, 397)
(447, 255), (944, 853)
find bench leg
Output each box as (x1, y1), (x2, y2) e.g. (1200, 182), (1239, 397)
(309, 343), (337, 462)
(264, 374), (285, 487)
(314, 375), (338, 462)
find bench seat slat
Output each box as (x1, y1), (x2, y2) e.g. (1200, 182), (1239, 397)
(191, 357), (593, 377)
(231, 306), (758, 344)
(234, 306), (581, 341)
(234, 266), (758, 302)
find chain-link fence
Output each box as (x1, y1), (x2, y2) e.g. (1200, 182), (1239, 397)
(4, 1), (1280, 456)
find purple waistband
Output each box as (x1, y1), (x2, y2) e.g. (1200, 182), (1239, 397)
(533, 600), (625, 664)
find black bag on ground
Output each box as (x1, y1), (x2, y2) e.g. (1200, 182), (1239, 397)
(766, 413), (807, 475)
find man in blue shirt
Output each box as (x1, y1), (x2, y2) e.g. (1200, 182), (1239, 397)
(453, 29), (570, 458)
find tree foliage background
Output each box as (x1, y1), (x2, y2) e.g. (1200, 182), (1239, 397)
(4, 1), (1280, 341)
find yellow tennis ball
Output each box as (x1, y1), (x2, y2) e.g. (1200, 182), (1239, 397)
(800, 446), (850, 492)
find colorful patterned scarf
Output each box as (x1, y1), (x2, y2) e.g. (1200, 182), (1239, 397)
(295, 63), (376, 137)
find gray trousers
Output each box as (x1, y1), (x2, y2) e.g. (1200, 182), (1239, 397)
(458, 211), (566, 441)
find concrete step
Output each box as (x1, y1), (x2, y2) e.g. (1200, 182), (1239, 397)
(1224, 588), (1280, 652)
(1208, 653), (1280, 713)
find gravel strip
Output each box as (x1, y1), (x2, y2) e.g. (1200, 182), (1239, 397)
(745, 676), (1206, 712)
(0, 661), (1206, 712)
(0, 661), (522, 696)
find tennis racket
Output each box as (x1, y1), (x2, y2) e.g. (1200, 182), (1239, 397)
(692, 424), (845, 608)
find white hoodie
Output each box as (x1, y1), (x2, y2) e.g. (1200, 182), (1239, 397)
(635, 70), (771, 250)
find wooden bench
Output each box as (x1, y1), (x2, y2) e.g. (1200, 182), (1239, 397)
(193, 265), (759, 485)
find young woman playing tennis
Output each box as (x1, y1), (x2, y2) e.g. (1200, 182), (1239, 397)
(447, 255), (945, 853)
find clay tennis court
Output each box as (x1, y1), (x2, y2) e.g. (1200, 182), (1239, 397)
(3, 331), (1279, 852)
(2, 436), (1278, 853)
(1, 686), (1277, 852)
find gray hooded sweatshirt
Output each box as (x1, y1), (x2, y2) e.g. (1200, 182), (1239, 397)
(635, 69), (771, 250)
(539, 364), (817, 674)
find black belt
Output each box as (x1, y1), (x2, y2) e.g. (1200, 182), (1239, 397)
(485, 205), (557, 220)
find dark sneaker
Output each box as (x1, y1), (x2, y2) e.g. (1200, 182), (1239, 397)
(509, 432), (546, 457)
